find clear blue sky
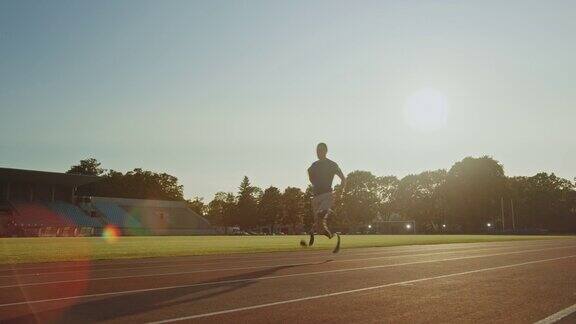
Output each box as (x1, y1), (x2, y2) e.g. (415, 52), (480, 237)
(1, 1), (575, 200)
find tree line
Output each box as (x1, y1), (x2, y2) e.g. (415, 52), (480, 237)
(68, 156), (576, 233)
(68, 158), (184, 201)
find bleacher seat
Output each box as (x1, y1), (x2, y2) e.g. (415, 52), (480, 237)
(10, 201), (70, 227)
(93, 201), (142, 228)
(91, 197), (215, 235)
(45, 201), (102, 228)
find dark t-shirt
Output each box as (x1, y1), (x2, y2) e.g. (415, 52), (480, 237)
(308, 158), (341, 196)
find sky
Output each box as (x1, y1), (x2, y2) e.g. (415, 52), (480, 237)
(1, 1), (575, 200)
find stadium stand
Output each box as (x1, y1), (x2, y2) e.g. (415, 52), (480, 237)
(92, 197), (214, 235)
(46, 201), (102, 227)
(11, 201), (70, 227)
(92, 201), (142, 229)
(0, 167), (214, 237)
(0, 201), (15, 236)
(8, 201), (101, 237)
(0, 168), (102, 236)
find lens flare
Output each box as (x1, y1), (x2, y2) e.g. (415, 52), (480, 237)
(102, 225), (120, 243)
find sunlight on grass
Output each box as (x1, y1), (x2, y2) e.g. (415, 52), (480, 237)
(0, 235), (571, 264)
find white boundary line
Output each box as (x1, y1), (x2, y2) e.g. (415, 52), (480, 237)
(1, 244), (574, 289)
(1, 245), (575, 308)
(0, 240), (566, 279)
(535, 303), (576, 324)
(148, 254), (576, 323)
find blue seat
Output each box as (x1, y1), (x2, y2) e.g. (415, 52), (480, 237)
(93, 202), (142, 228)
(45, 201), (102, 228)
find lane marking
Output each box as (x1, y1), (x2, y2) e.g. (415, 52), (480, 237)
(148, 254), (576, 323)
(535, 303), (576, 324)
(1, 244), (574, 289)
(0, 240), (566, 279)
(1, 245), (575, 308)
(0, 245), (446, 272)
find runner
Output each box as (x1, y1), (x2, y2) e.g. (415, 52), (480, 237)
(302, 142), (346, 253)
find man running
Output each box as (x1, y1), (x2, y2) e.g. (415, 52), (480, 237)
(305, 142), (346, 253)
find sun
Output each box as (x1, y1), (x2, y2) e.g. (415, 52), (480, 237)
(404, 88), (449, 132)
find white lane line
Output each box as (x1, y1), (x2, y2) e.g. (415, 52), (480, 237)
(0, 244), (553, 288)
(1, 244), (574, 289)
(1, 245), (575, 308)
(0, 240), (566, 279)
(0, 239), (566, 274)
(0, 245), (434, 272)
(535, 303), (576, 324)
(0, 244), (474, 271)
(149, 255), (576, 323)
(0, 243), (508, 274)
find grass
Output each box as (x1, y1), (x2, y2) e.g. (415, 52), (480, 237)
(0, 235), (571, 265)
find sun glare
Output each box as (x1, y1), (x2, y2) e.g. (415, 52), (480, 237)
(404, 88), (449, 132)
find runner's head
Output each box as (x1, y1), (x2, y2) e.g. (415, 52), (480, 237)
(316, 142), (328, 159)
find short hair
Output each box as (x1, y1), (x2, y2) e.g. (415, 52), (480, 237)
(317, 142), (328, 151)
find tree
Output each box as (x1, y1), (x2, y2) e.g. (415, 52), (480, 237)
(67, 158), (105, 176)
(339, 171), (381, 232)
(187, 197), (206, 216)
(223, 192), (238, 227)
(282, 187), (305, 234)
(508, 173), (575, 231)
(302, 186), (315, 230)
(236, 176), (260, 229)
(394, 170), (447, 232)
(95, 168), (184, 200)
(258, 186), (283, 232)
(207, 192), (237, 232)
(207, 192), (226, 228)
(375, 175), (400, 220)
(444, 156), (506, 232)
(332, 181), (349, 232)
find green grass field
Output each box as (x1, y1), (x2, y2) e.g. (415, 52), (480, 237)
(0, 235), (571, 265)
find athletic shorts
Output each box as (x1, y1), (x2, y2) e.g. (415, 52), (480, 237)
(311, 192), (334, 216)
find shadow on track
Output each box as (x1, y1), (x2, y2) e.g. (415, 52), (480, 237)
(6, 259), (334, 323)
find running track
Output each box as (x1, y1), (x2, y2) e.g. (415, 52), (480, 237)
(1, 238), (576, 323)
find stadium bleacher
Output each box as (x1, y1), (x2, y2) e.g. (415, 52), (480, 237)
(11, 201), (71, 227)
(1, 167), (103, 236)
(1, 167), (214, 237)
(92, 197), (214, 235)
(163, 207), (212, 230)
(46, 201), (102, 228)
(93, 201), (142, 229)
(5, 198), (214, 237)
(9, 200), (102, 236)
